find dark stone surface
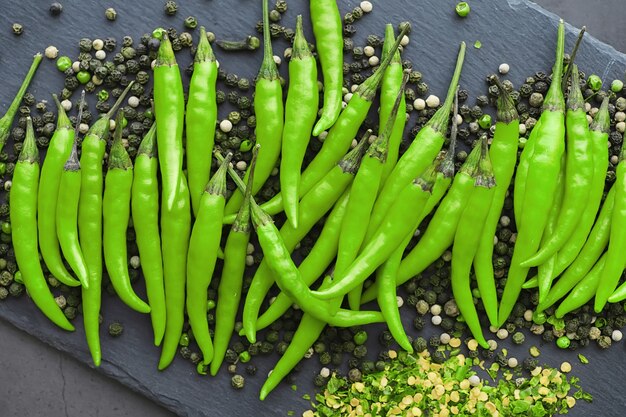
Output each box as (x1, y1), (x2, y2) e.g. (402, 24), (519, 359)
(1, 1), (626, 416)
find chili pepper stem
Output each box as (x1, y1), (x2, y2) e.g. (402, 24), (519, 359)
(562, 26), (586, 92)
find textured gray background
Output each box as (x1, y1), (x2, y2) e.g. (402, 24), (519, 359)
(0, 0), (626, 416)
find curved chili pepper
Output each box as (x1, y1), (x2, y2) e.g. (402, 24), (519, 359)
(594, 139), (626, 312)
(313, 158), (442, 300)
(498, 20), (565, 326)
(310, 0), (343, 136)
(512, 120), (540, 230)
(186, 26), (218, 217)
(556, 254), (606, 318)
(187, 153), (231, 365)
(396, 139), (485, 285)
(38, 95), (80, 287)
(473, 78), (518, 326)
(451, 137), (494, 349)
(132, 123), (166, 346)
(211, 150), (257, 376)
(254, 189), (350, 333)
(280, 15), (318, 229)
(379, 23), (406, 183)
(336, 70), (410, 311)
(240, 132), (368, 343)
(536, 187), (614, 312)
(57, 92), (89, 289)
(154, 33), (185, 211)
(224, 0), (284, 215)
(364, 42), (466, 244)
(523, 65), (593, 267)
(0, 54), (42, 154)
(103, 111), (151, 314)
(79, 83), (134, 366)
(247, 23), (410, 221)
(11, 117), (74, 331)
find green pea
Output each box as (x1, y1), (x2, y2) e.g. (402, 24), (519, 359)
(76, 71), (91, 84)
(239, 351), (251, 363)
(56, 56), (72, 72)
(478, 114), (492, 129)
(98, 90), (109, 101)
(239, 139), (253, 152)
(14, 271), (22, 284)
(532, 310), (547, 325)
(1, 222), (11, 234)
(353, 330), (368, 346)
(611, 80), (624, 93)
(587, 74), (602, 91)
(556, 336), (570, 349)
(179, 332), (190, 347)
(455, 1), (470, 17)
(121, 117), (128, 128)
(206, 299), (216, 310)
(0, 162), (6, 176)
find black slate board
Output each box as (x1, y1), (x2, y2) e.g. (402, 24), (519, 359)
(2, 0), (626, 416)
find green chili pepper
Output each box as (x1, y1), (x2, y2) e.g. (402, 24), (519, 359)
(38, 95), (81, 288)
(0, 54), (42, 154)
(241, 132), (369, 343)
(211, 151), (257, 376)
(79, 82), (134, 366)
(523, 65), (594, 268)
(313, 158), (443, 300)
(499, 20), (566, 326)
(310, 0), (343, 136)
(187, 26), (218, 217)
(595, 138), (626, 312)
(56, 91), (89, 288)
(103, 111), (150, 314)
(254, 189), (350, 333)
(337, 70), (410, 311)
(280, 15), (318, 229)
(223, 0), (284, 216)
(10, 117), (74, 331)
(245, 23), (410, 222)
(364, 42), (466, 244)
(379, 24), (407, 183)
(187, 153), (231, 365)
(556, 254), (606, 318)
(132, 123), (166, 346)
(473, 77), (519, 326)
(154, 34), (185, 211)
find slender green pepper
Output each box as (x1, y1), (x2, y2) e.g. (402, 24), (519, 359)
(254, 189), (350, 332)
(158, 175), (191, 370)
(451, 137), (494, 349)
(154, 32), (185, 211)
(473, 77), (518, 326)
(38, 95), (80, 287)
(379, 23), (406, 183)
(280, 15), (318, 229)
(11, 117), (74, 331)
(211, 150), (257, 376)
(246, 23), (411, 221)
(132, 123), (166, 346)
(187, 154), (231, 364)
(397, 139), (485, 285)
(186, 26), (218, 217)
(536, 187), (614, 312)
(79, 82), (134, 366)
(595, 138), (626, 312)
(224, 0), (284, 216)
(57, 92), (89, 288)
(0, 54), (42, 154)
(241, 133), (368, 343)
(313, 159), (442, 300)
(513, 119), (540, 230)
(310, 0), (343, 136)
(364, 42), (466, 244)
(523, 65), (593, 267)
(336, 70), (410, 311)
(377, 234), (414, 352)
(499, 20), (565, 326)
(556, 254), (606, 318)
(103, 111), (150, 314)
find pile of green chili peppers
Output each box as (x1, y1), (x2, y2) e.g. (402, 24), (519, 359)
(5, 0), (626, 405)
